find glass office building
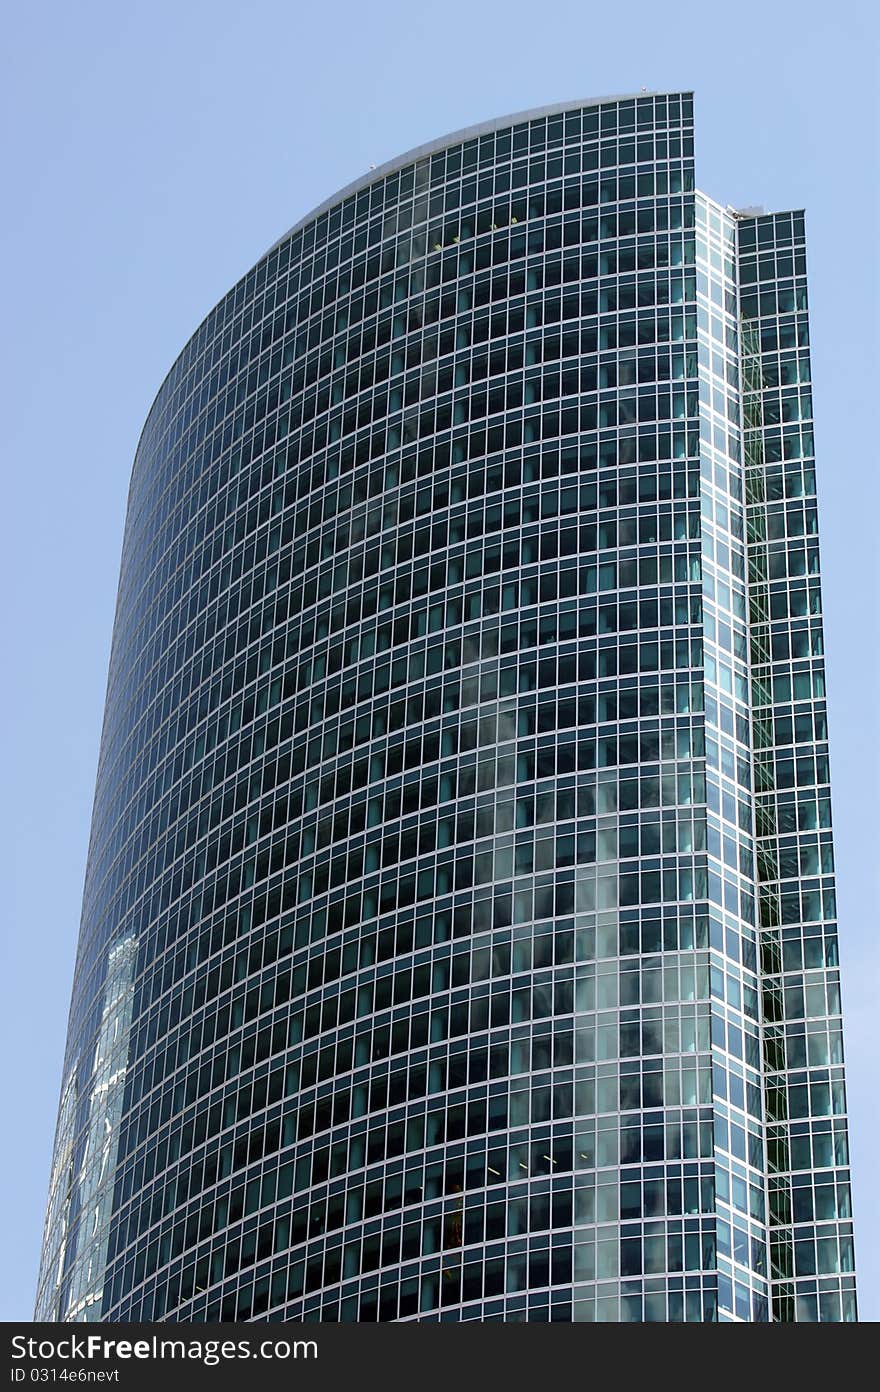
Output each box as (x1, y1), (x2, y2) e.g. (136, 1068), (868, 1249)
(36, 92), (856, 1323)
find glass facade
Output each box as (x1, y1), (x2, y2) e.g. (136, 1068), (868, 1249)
(36, 92), (856, 1323)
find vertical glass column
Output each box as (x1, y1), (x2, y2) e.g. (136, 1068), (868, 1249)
(695, 194), (770, 1321)
(739, 211), (856, 1322)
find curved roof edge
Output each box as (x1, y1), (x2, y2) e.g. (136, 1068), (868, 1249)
(134, 90), (692, 455)
(264, 90), (691, 259)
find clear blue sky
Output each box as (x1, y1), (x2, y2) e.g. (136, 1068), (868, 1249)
(2, 0), (877, 1322)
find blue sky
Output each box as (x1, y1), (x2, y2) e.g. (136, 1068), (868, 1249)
(1, 0), (877, 1321)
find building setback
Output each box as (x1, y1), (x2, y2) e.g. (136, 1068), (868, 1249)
(36, 92), (856, 1323)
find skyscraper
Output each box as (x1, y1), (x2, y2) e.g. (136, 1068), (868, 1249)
(36, 91), (856, 1323)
